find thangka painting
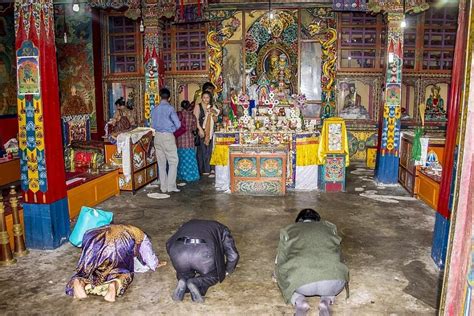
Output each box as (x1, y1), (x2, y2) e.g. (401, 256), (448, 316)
(0, 9), (17, 116)
(336, 79), (372, 120)
(424, 83), (448, 121)
(17, 56), (40, 95)
(54, 4), (97, 131)
(328, 122), (343, 152)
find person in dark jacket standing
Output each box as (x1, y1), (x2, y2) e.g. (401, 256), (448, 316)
(166, 219), (239, 303)
(275, 209), (349, 316)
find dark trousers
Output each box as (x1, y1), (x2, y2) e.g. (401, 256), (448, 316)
(168, 241), (219, 296)
(197, 138), (213, 174)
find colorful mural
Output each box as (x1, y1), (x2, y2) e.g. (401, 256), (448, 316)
(54, 4), (96, 131)
(0, 8), (17, 116)
(347, 130), (378, 161)
(425, 84), (447, 121)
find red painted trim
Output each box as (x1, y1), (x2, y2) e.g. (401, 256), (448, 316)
(0, 117), (18, 146)
(91, 8), (104, 140)
(437, 3), (468, 219)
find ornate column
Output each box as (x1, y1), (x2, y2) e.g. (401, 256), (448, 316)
(370, 0), (429, 184)
(143, 1), (161, 126)
(374, 12), (404, 183)
(14, 0), (69, 248)
(207, 15), (240, 102)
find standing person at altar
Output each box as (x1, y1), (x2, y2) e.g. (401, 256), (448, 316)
(65, 224), (164, 302)
(152, 88), (181, 193)
(194, 91), (219, 177)
(176, 100), (200, 182)
(192, 81), (215, 108)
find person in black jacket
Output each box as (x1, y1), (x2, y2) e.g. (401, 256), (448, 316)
(166, 219), (239, 303)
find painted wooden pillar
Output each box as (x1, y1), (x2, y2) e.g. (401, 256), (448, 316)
(143, 2), (161, 126)
(374, 12), (404, 184)
(15, 0), (69, 249)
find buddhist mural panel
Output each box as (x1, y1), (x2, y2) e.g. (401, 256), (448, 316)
(54, 4), (96, 131)
(0, 7), (16, 116)
(424, 83), (448, 122)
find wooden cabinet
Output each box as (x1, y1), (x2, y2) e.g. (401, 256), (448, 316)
(399, 135), (416, 194)
(67, 170), (120, 219)
(105, 129), (157, 193)
(0, 158), (20, 186)
(230, 145), (287, 196)
(399, 132), (445, 210)
(417, 170), (441, 210)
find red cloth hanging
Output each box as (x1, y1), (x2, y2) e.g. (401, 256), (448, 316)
(197, 0), (201, 16)
(180, 0), (184, 19)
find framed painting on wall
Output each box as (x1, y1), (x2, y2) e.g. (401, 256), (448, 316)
(335, 77), (381, 122)
(423, 83), (448, 122)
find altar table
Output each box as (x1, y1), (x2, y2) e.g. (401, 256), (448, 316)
(211, 131), (320, 192)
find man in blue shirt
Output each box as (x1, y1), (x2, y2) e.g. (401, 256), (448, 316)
(152, 88), (181, 193)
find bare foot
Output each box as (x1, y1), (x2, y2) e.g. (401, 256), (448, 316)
(73, 279), (87, 299)
(104, 282), (116, 302)
(157, 261), (167, 268)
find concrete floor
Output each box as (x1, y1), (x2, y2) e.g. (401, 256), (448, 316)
(0, 166), (441, 315)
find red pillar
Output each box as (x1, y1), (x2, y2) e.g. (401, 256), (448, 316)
(437, 0), (468, 218)
(15, 0), (69, 249)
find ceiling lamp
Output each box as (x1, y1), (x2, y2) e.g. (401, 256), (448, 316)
(72, 0), (80, 13)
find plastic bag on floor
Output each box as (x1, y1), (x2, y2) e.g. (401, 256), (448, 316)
(69, 206), (114, 247)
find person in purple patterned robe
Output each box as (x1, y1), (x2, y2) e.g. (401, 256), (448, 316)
(65, 224), (163, 302)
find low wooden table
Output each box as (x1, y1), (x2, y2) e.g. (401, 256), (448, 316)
(0, 158), (20, 186)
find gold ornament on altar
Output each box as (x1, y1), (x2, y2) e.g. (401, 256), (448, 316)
(260, 11), (293, 38)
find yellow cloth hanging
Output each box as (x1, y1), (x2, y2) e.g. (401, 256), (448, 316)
(317, 117), (350, 167)
(296, 136), (320, 166)
(210, 136), (236, 166)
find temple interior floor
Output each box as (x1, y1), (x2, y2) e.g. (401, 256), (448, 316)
(0, 165), (441, 315)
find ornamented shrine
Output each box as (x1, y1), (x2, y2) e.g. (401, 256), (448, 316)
(0, 0), (473, 313)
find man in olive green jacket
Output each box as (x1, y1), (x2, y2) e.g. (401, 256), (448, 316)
(275, 209), (349, 316)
